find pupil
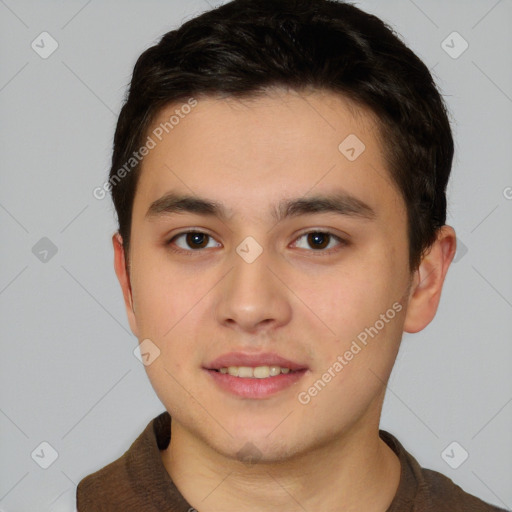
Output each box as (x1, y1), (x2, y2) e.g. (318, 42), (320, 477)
(188, 233), (207, 248)
(308, 232), (328, 249)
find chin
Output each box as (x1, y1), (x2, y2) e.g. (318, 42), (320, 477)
(218, 436), (301, 465)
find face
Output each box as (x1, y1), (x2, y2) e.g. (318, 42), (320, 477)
(115, 89), (417, 462)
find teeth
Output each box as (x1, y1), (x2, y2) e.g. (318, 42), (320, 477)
(253, 366), (270, 378)
(269, 366), (281, 376)
(238, 366), (254, 378)
(220, 366), (294, 378)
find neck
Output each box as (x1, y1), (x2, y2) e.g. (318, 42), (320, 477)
(161, 415), (401, 512)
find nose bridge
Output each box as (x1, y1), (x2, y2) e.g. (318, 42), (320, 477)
(215, 240), (291, 331)
(232, 240), (272, 292)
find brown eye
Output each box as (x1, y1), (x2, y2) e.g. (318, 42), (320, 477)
(307, 232), (330, 249)
(184, 232), (209, 249)
(169, 231), (221, 252)
(293, 231), (346, 253)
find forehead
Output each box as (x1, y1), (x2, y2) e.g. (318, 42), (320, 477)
(132, 89), (402, 223)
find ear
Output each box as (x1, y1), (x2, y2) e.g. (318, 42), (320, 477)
(112, 232), (139, 338)
(403, 225), (457, 333)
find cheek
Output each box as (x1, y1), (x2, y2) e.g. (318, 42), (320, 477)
(129, 254), (214, 368)
(310, 250), (407, 363)
(320, 260), (401, 327)
(129, 253), (183, 338)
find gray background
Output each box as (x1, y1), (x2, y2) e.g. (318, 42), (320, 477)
(0, 0), (511, 510)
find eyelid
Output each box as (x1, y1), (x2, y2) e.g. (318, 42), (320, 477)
(291, 229), (348, 254)
(166, 228), (349, 254)
(168, 229), (221, 254)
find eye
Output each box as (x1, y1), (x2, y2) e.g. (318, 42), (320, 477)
(292, 230), (347, 253)
(166, 229), (347, 255)
(168, 231), (221, 253)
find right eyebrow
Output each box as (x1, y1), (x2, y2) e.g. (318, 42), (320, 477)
(146, 193), (232, 221)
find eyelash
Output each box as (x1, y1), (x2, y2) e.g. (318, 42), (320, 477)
(165, 229), (348, 256)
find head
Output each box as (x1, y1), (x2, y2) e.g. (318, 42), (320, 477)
(111, 0), (456, 462)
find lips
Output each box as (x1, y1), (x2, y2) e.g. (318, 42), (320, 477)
(205, 352), (307, 372)
(203, 351), (308, 398)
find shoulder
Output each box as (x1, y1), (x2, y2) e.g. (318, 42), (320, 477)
(420, 467), (507, 511)
(77, 452), (132, 510)
(380, 430), (507, 512)
(76, 412), (171, 511)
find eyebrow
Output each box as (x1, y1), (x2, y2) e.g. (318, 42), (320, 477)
(145, 191), (376, 223)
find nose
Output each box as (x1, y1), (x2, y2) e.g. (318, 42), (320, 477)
(214, 246), (292, 335)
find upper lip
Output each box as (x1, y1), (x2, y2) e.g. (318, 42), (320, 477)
(205, 352), (307, 371)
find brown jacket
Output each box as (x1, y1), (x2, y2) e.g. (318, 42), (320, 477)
(77, 411), (507, 511)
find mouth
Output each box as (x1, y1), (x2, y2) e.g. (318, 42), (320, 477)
(212, 365), (299, 378)
(204, 352), (308, 398)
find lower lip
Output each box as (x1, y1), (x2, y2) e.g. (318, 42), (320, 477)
(205, 369), (307, 399)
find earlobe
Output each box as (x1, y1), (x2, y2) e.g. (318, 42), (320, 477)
(112, 232), (139, 337)
(403, 225), (457, 334)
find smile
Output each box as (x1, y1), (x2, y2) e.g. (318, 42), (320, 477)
(215, 366), (294, 378)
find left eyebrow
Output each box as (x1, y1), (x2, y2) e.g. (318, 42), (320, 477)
(275, 192), (376, 221)
(145, 191), (376, 223)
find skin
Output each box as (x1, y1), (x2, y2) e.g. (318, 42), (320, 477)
(113, 88), (456, 511)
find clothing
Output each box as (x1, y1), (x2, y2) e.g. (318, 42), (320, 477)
(76, 411), (506, 511)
